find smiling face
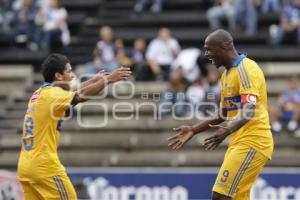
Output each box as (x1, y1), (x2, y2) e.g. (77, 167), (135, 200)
(204, 37), (226, 68)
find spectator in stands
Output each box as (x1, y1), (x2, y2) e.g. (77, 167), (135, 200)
(235, 0), (258, 36)
(134, 0), (163, 14)
(202, 68), (221, 115)
(41, 0), (70, 50)
(269, 0), (300, 45)
(36, 0), (50, 13)
(94, 26), (119, 73)
(206, 0), (236, 32)
(170, 48), (206, 84)
(260, 0), (280, 13)
(270, 77), (300, 133)
(159, 75), (188, 117)
(84, 50), (103, 76)
(186, 78), (207, 116)
(0, 0), (13, 33)
(160, 48), (206, 117)
(146, 28), (180, 81)
(10, 0), (38, 47)
(115, 39), (132, 67)
(32, 0), (50, 50)
(129, 38), (153, 81)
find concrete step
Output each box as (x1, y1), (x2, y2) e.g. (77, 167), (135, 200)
(261, 62), (300, 77)
(2, 147), (300, 168)
(2, 132), (299, 150)
(0, 116), (198, 131)
(0, 132), (226, 150)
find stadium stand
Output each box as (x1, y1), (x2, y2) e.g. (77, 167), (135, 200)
(0, 0), (300, 170)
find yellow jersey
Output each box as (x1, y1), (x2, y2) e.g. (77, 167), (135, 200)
(220, 54), (273, 159)
(18, 82), (75, 181)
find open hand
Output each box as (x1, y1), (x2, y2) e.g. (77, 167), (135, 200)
(108, 67), (132, 83)
(203, 124), (230, 151)
(95, 70), (110, 80)
(167, 126), (194, 150)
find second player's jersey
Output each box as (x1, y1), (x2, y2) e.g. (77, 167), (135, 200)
(18, 83), (75, 181)
(220, 54), (273, 159)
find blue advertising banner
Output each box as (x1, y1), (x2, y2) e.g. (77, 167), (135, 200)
(68, 168), (300, 200)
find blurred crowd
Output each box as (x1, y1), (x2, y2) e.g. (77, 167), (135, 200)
(133, 0), (300, 43)
(206, 0), (300, 42)
(270, 77), (300, 137)
(80, 25), (221, 118)
(1, 0), (300, 134)
(0, 0), (70, 51)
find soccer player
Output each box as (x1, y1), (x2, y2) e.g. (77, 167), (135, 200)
(17, 53), (131, 200)
(168, 29), (274, 200)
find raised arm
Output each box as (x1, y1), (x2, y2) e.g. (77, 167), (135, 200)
(71, 67), (131, 105)
(74, 70), (109, 91)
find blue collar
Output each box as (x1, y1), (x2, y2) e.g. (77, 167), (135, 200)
(41, 82), (52, 88)
(232, 54), (246, 67)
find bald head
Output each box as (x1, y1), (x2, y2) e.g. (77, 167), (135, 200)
(205, 29), (234, 49)
(204, 29), (238, 68)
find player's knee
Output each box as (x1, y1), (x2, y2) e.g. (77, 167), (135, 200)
(211, 191), (232, 200)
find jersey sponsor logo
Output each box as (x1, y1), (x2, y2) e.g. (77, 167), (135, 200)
(224, 96), (242, 111)
(251, 177), (300, 200)
(84, 177), (188, 200)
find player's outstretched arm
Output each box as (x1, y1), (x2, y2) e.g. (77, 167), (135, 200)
(72, 67), (131, 104)
(75, 70), (110, 91)
(168, 108), (227, 150)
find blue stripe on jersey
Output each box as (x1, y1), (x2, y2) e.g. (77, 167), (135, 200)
(41, 82), (52, 88)
(232, 54), (246, 67)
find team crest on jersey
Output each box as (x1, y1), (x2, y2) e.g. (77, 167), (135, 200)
(30, 92), (40, 102)
(26, 105), (35, 114)
(227, 87), (234, 95)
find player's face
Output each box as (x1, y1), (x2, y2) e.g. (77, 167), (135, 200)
(54, 63), (74, 91)
(62, 63), (74, 82)
(204, 41), (223, 68)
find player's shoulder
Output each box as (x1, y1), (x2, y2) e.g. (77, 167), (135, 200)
(42, 86), (73, 99)
(242, 57), (259, 68)
(241, 57), (263, 74)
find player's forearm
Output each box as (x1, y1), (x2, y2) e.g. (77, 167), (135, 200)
(79, 75), (101, 90)
(77, 78), (109, 101)
(191, 110), (226, 135)
(219, 104), (255, 135)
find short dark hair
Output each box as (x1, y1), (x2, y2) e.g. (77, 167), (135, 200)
(42, 53), (70, 83)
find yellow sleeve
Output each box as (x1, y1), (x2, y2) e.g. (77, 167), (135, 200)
(51, 87), (75, 118)
(237, 60), (262, 97)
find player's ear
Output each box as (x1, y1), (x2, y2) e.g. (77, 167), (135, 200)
(54, 72), (63, 81)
